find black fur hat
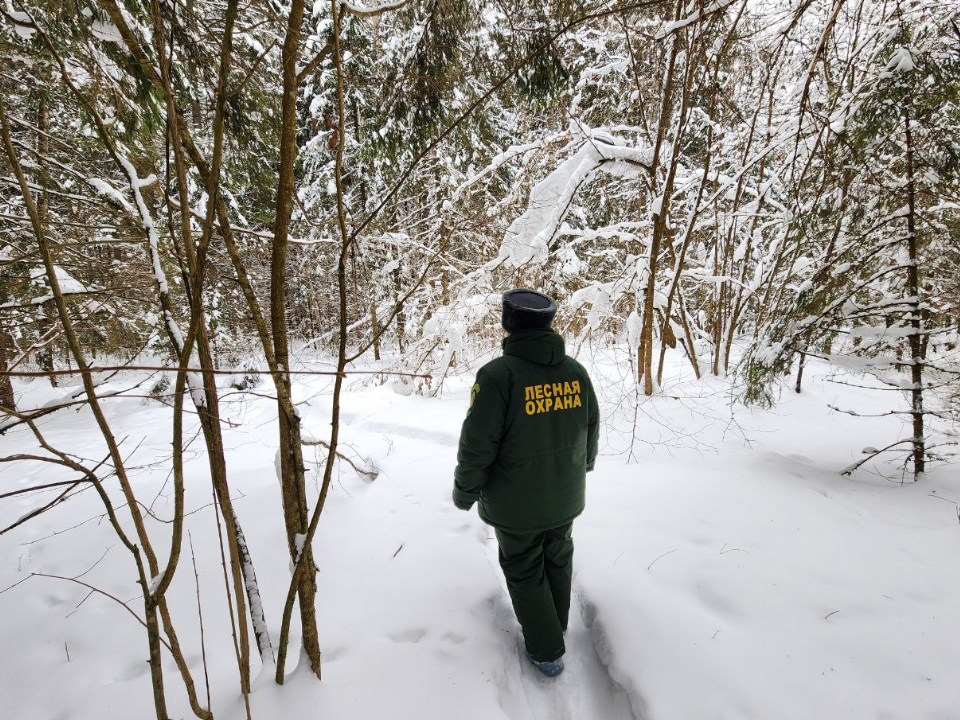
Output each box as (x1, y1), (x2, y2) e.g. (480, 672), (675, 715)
(501, 289), (557, 333)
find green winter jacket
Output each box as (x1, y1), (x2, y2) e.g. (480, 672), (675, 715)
(452, 329), (599, 532)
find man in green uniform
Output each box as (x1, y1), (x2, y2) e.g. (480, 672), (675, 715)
(453, 289), (599, 677)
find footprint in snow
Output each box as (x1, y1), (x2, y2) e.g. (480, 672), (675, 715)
(113, 661), (149, 683)
(388, 628), (426, 644)
(322, 645), (347, 662)
(441, 631), (467, 645)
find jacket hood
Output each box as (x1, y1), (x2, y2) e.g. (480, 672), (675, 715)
(502, 329), (565, 366)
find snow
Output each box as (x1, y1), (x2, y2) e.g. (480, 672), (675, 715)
(453, 138), (554, 200)
(880, 47), (916, 78)
(293, 532), (307, 563)
(0, 355), (958, 720)
(586, 288), (612, 331)
(88, 178), (134, 212)
(650, 194), (664, 216)
(6, 0), (35, 39)
(90, 19), (123, 44)
(30, 265), (88, 303)
(148, 570), (166, 595)
(4, 1), (30, 22)
(626, 310), (641, 352)
(343, 0), (413, 15)
(115, 155), (170, 295)
(845, 325), (919, 339)
(655, 0), (738, 40)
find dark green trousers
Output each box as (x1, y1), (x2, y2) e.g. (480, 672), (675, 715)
(495, 522), (574, 663)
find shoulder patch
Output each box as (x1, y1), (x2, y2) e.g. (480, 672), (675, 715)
(467, 382), (481, 416)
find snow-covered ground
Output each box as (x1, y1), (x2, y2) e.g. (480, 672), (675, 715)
(1, 353), (957, 720)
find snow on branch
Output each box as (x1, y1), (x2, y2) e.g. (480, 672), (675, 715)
(87, 178), (134, 212)
(343, 0), (412, 17)
(29, 266), (88, 304)
(879, 47), (915, 79)
(4, 1), (37, 40)
(498, 125), (652, 268)
(654, 0), (740, 40)
(452, 130), (573, 202)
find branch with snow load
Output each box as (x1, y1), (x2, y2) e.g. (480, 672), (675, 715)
(654, 0), (741, 40)
(498, 127), (652, 268)
(343, 0), (412, 17)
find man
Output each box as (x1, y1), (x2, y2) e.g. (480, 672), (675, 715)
(453, 288), (599, 677)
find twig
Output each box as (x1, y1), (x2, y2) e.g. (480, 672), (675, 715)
(65, 589), (95, 618)
(211, 483), (245, 701)
(647, 549), (678, 570)
(74, 545), (113, 580)
(0, 479), (90, 500)
(841, 439), (918, 476)
(302, 437), (377, 478)
(189, 532), (212, 712)
(719, 543), (748, 555)
(0, 576), (31, 596)
(827, 404), (905, 418)
(0, 452), (112, 535)
(30, 573), (172, 652)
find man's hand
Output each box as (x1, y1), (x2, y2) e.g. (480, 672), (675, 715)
(453, 485), (476, 510)
(453, 488), (475, 511)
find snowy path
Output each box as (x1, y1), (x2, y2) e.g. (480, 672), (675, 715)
(479, 533), (641, 720)
(320, 395), (647, 720)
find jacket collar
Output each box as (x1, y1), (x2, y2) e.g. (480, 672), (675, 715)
(503, 329), (565, 366)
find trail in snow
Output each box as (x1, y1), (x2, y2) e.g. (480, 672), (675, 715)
(344, 401), (645, 720)
(478, 531), (640, 720)
(353, 418), (459, 446)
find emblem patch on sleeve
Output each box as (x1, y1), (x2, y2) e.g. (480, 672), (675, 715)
(467, 382), (481, 416)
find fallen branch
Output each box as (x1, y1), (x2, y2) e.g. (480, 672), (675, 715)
(0, 366), (433, 379)
(302, 437), (377, 478)
(841, 439), (918, 476)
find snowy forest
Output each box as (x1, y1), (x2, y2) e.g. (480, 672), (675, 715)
(1, 1), (958, 719)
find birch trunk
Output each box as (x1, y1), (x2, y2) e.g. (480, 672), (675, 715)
(903, 111), (925, 477)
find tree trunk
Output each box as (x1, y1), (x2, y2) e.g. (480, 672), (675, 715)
(795, 350), (806, 394)
(639, 2), (682, 395)
(0, 318), (16, 411)
(270, 0), (322, 679)
(903, 111), (925, 477)
(370, 298), (381, 361)
(37, 86), (57, 386)
(394, 265), (406, 353)
(37, 303), (57, 387)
